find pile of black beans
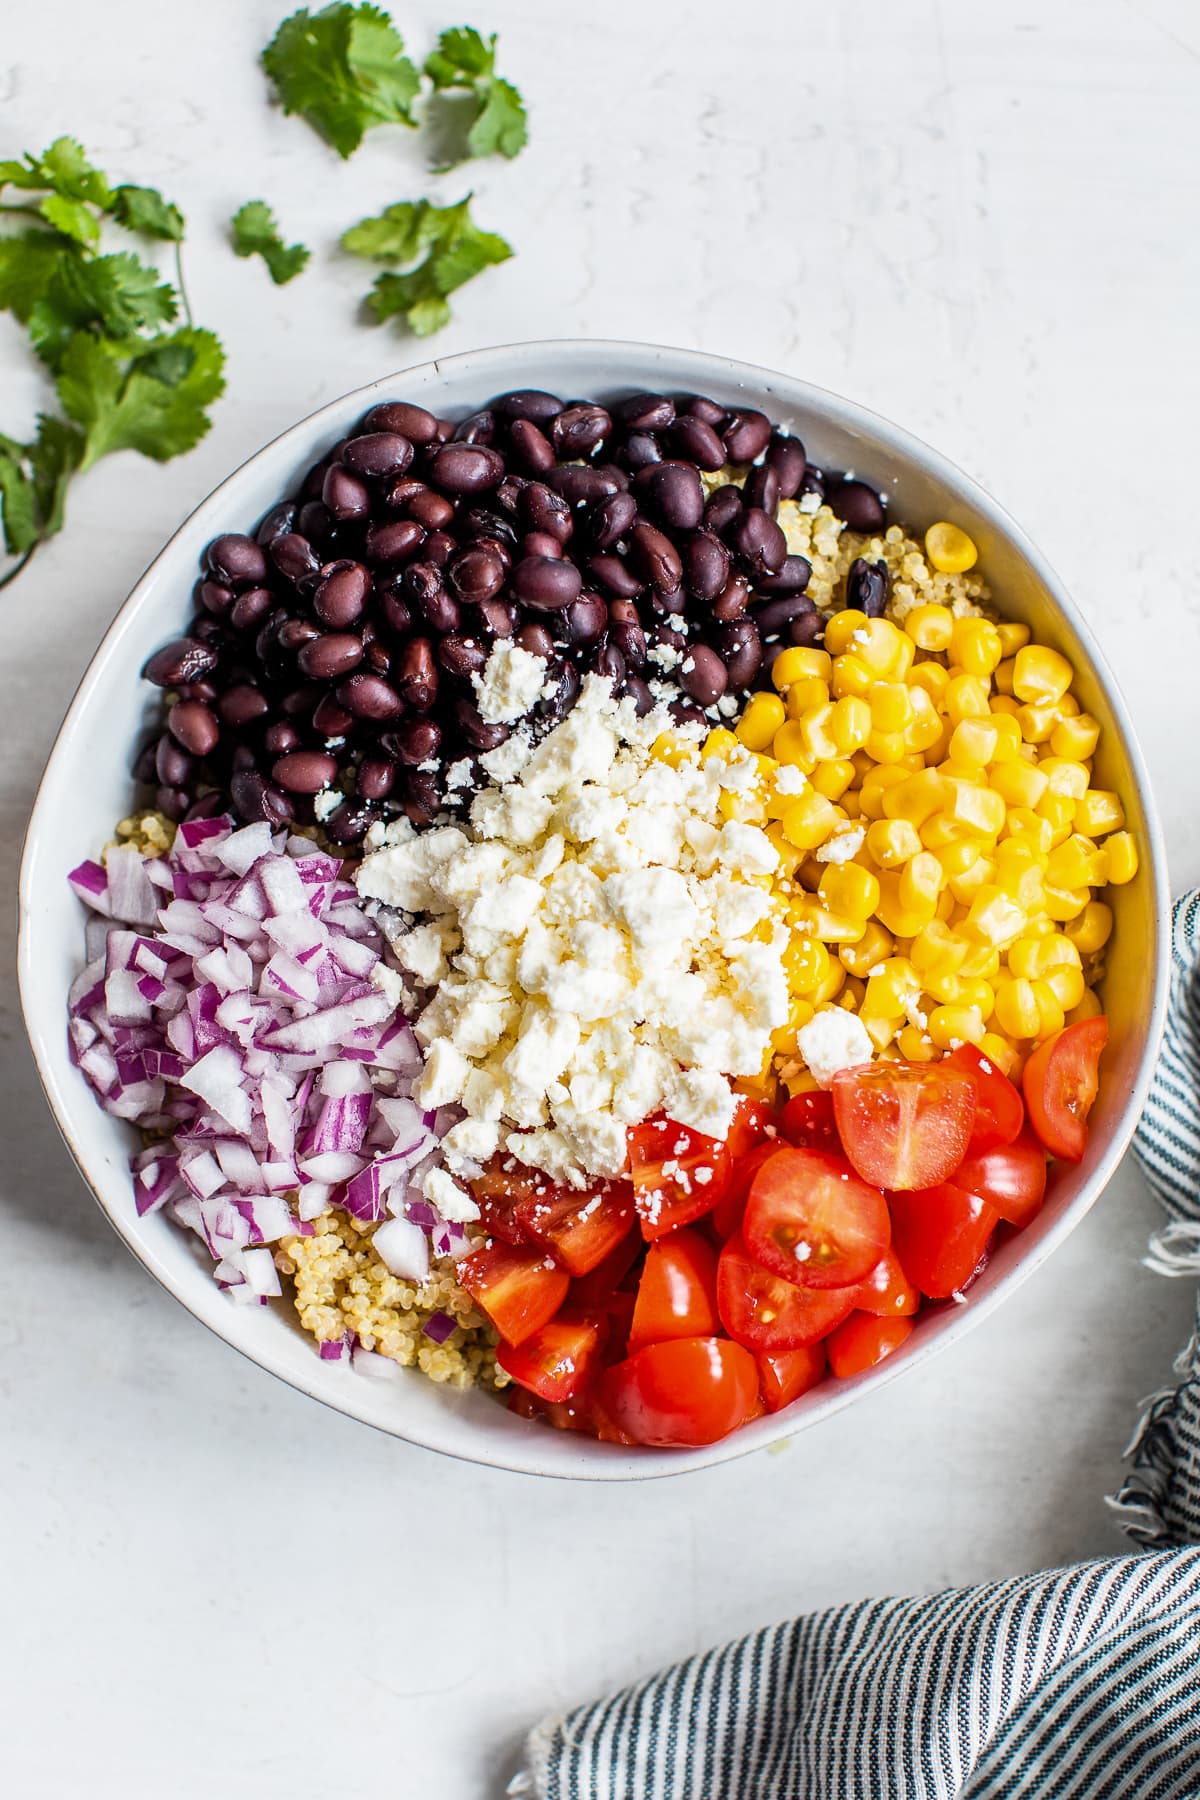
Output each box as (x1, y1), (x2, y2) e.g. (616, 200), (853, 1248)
(138, 389), (888, 845)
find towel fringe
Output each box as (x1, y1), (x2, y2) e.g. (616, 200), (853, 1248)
(510, 1716), (562, 1800)
(1107, 1332), (1199, 1546)
(1143, 1221), (1200, 1279)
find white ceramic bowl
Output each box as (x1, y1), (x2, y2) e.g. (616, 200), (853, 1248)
(18, 340), (1170, 1479)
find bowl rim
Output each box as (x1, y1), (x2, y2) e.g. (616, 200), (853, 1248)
(16, 336), (1172, 1480)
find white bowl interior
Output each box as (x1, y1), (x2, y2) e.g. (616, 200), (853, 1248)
(18, 341), (1170, 1479)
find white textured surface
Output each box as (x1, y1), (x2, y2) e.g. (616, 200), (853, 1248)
(2, 3), (1198, 1794)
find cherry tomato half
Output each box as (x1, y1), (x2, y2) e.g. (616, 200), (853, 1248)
(496, 1312), (607, 1403)
(628, 1227), (719, 1352)
(854, 1249), (920, 1317)
(457, 1242), (570, 1346)
(570, 1230), (644, 1310)
(832, 1061), (976, 1191)
(742, 1147), (891, 1289)
(1022, 1016), (1109, 1162)
(710, 1140), (786, 1241)
(757, 1343), (826, 1412)
(517, 1182), (636, 1276)
(826, 1312), (915, 1378)
(725, 1094), (776, 1160)
(602, 1337), (762, 1447)
(946, 1042), (1025, 1153)
(717, 1232), (859, 1352)
(954, 1126), (1048, 1229)
(779, 1088), (839, 1151)
(469, 1156), (541, 1246)
(628, 1117), (731, 1240)
(889, 1184), (998, 1300)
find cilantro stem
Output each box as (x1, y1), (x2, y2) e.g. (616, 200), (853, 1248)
(174, 240), (194, 329)
(0, 541), (38, 590)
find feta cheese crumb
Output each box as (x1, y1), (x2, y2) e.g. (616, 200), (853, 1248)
(775, 764), (807, 795)
(796, 1010), (874, 1088)
(815, 825), (866, 865)
(313, 788), (342, 821)
(422, 1165), (480, 1223)
(472, 640), (548, 725)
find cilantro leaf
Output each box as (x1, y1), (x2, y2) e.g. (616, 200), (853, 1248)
(110, 184), (185, 242)
(57, 327), (226, 469)
(38, 193), (101, 249)
(0, 231), (68, 323)
(262, 3), (420, 158)
(0, 451), (37, 556)
(424, 26), (528, 165)
(0, 137), (113, 207)
(27, 251), (178, 370)
(343, 194), (512, 337)
(29, 413), (84, 539)
(230, 200), (311, 285)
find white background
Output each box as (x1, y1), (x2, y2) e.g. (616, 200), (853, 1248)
(2, 2), (1199, 1794)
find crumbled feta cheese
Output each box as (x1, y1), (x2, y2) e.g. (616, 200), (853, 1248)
(775, 764), (807, 795)
(422, 1165), (480, 1223)
(796, 1010), (874, 1088)
(472, 639), (548, 725)
(815, 824), (866, 865)
(313, 789), (342, 822)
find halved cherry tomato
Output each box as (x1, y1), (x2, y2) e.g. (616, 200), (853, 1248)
(757, 1343), (826, 1412)
(628, 1227), (719, 1351)
(889, 1184), (997, 1300)
(726, 1094), (775, 1160)
(954, 1126), (1048, 1229)
(717, 1233), (859, 1351)
(743, 1147), (891, 1288)
(468, 1156), (541, 1245)
(946, 1042), (1025, 1153)
(570, 1230), (644, 1309)
(1022, 1016), (1109, 1162)
(710, 1140), (786, 1241)
(827, 1312), (915, 1378)
(854, 1249), (919, 1317)
(779, 1089), (839, 1151)
(832, 1061), (976, 1191)
(458, 1242), (570, 1346)
(516, 1182), (636, 1276)
(497, 1311), (607, 1403)
(627, 1117), (731, 1240)
(602, 1336), (762, 1447)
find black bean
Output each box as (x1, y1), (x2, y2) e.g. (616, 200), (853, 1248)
(722, 409), (772, 464)
(424, 530), (456, 567)
(615, 393), (676, 431)
(433, 418), (455, 443)
(168, 700), (219, 757)
(743, 463), (780, 517)
(155, 784), (190, 822)
(587, 552), (644, 599)
(264, 721), (301, 757)
(279, 683), (321, 718)
(753, 593), (816, 636)
(552, 403), (613, 459)
(177, 678), (218, 703)
(143, 637), (218, 687)
(845, 556), (890, 617)
(334, 671), (405, 720)
(513, 554), (583, 612)
(231, 744), (257, 773)
(635, 460), (705, 531)
(314, 560), (371, 628)
(395, 639), (438, 711)
(342, 431), (414, 479)
(714, 617), (763, 688)
(713, 573), (752, 621)
(298, 632), (364, 681)
(279, 619), (322, 653)
(650, 585), (687, 617)
(616, 432), (663, 473)
(595, 638), (626, 685)
(382, 717), (443, 765)
(477, 598), (520, 638)
(447, 546), (505, 603)
(514, 621), (554, 663)
(454, 408), (496, 446)
(322, 464), (371, 522)
(323, 797), (376, 843)
(183, 792), (229, 824)
(413, 580), (461, 635)
(755, 555), (812, 596)
(363, 401), (440, 444)
(679, 643), (727, 705)
(609, 615), (646, 669)
(669, 697), (708, 730)
(190, 616), (227, 650)
(406, 489), (455, 530)
(230, 770), (293, 825)
(301, 460), (329, 502)
(765, 434), (807, 498)
(430, 443), (504, 495)
(255, 501), (297, 547)
(358, 756), (396, 800)
(825, 478), (886, 532)
(296, 500), (338, 551)
(624, 674), (655, 716)
(270, 532), (322, 585)
(197, 580), (234, 618)
(629, 522), (684, 594)
(452, 696), (511, 752)
(509, 419), (556, 474)
(586, 489), (638, 550)
(365, 519), (426, 567)
(544, 464), (621, 506)
(155, 735), (194, 787)
(683, 530), (731, 601)
(668, 415), (726, 471)
(313, 694), (354, 737)
(788, 611), (825, 647)
(733, 508), (787, 578)
(205, 534), (268, 588)
(683, 395), (728, 427)
(798, 465), (825, 502)
(522, 481), (574, 544)
(376, 585), (413, 638)
(437, 634), (490, 678)
(492, 389), (564, 424)
(366, 642), (391, 675)
(564, 592), (608, 645)
(523, 530), (564, 560)
(538, 658), (580, 723)
(495, 474), (526, 514)
(217, 684), (269, 728)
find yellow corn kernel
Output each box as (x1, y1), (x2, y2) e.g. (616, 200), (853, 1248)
(947, 853), (993, 906)
(765, 823), (805, 876)
(814, 957), (846, 1004)
(1017, 701), (1061, 745)
(786, 676), (832, 718)
(950, 617), (1003, 678)
(861, 956), (921, 1019)
(988, 713), (1023, 764)
(1075, 789), (1125, 838)
(1038, 758), (1091, 802)
(1036, 792), (1077, 840)
(925, 521), (979, 575)
(996, 621), (1030, 657)
(958, 942), (1001, 980)
(1041, 962), (1086, 1012)
(820, 862), (881, 920)
(841, 789), (864, 820)
(862, 1014), (901, 1051)
(830, 653), (873, 700)
(964, 886), (1027, 948)
(796, 704), (840, 762)
(839, 920), (896, 978)
(1057, 692), (1080, 719)
(992, 844), (1045, 913)
(943, 673), (992, 725)
(905, 603), (954, 652)
(810, 758), (855, 802)
(995, 977), (1040, 1039)
(1067, 987), (1104, 1025)
(1030, 980), (1066, 1039)
(1008, 934), (1080, 980)
(897, 1025), (937, 1062)
(993, 657), (1016, 697)
(1051, 713), (1102, 761)
(935, 837), (984, 881)
(956, 977), (996, 1020)
(908, 660), (951, 703)
(899, 852), (944, 914)
(899, 685), (940, 753)
(781, 789), (842, 851)
(1044, 885), (1091, 922)
(737, 691), (786, 751)
(921, 814), (974, 852)
(786, 933), (831, 993)
(772, 721), (817, 771)
(1066, 901), (1113, 956)
(864, 728), (909, 765)
(947, 716), (999, 769)
(830, 695), (871, 755)
(1000, 809), (1054, 856)
(923, 967), (962, 1005)
(1104, 831), (1139, 884)
(1047, 834), (1107, 891)
(772, 646), (831, 690)
(824, 609), (870, 655)
(839, 975), (867, 1011)
(943, 779), (1007, 839)
(883, 768), (947, 827)
(858, 619), (913, 678)
(989, 759), (1048, 810)
(869, 682), (914, 734)
(911, 920), (969, 979)
(928, 1005), (986, 1050)
(1013, 644), (1074, 706)
(702, 726), (740, 762)
(875, 874), (936, 937)
(865, 817), (923, 868)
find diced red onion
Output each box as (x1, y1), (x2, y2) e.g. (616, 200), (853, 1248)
(423, 1311), (458, 1345)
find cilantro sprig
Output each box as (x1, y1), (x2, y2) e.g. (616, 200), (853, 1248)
(230, 200), (311, 285)
(342, 194), (512, 336)
(0, 137), (224, 587)
(261, 3), (421, 158)
(424, 26), (527, 166)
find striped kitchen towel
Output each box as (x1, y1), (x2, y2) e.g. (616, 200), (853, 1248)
(509, 893), (1200, 1800)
